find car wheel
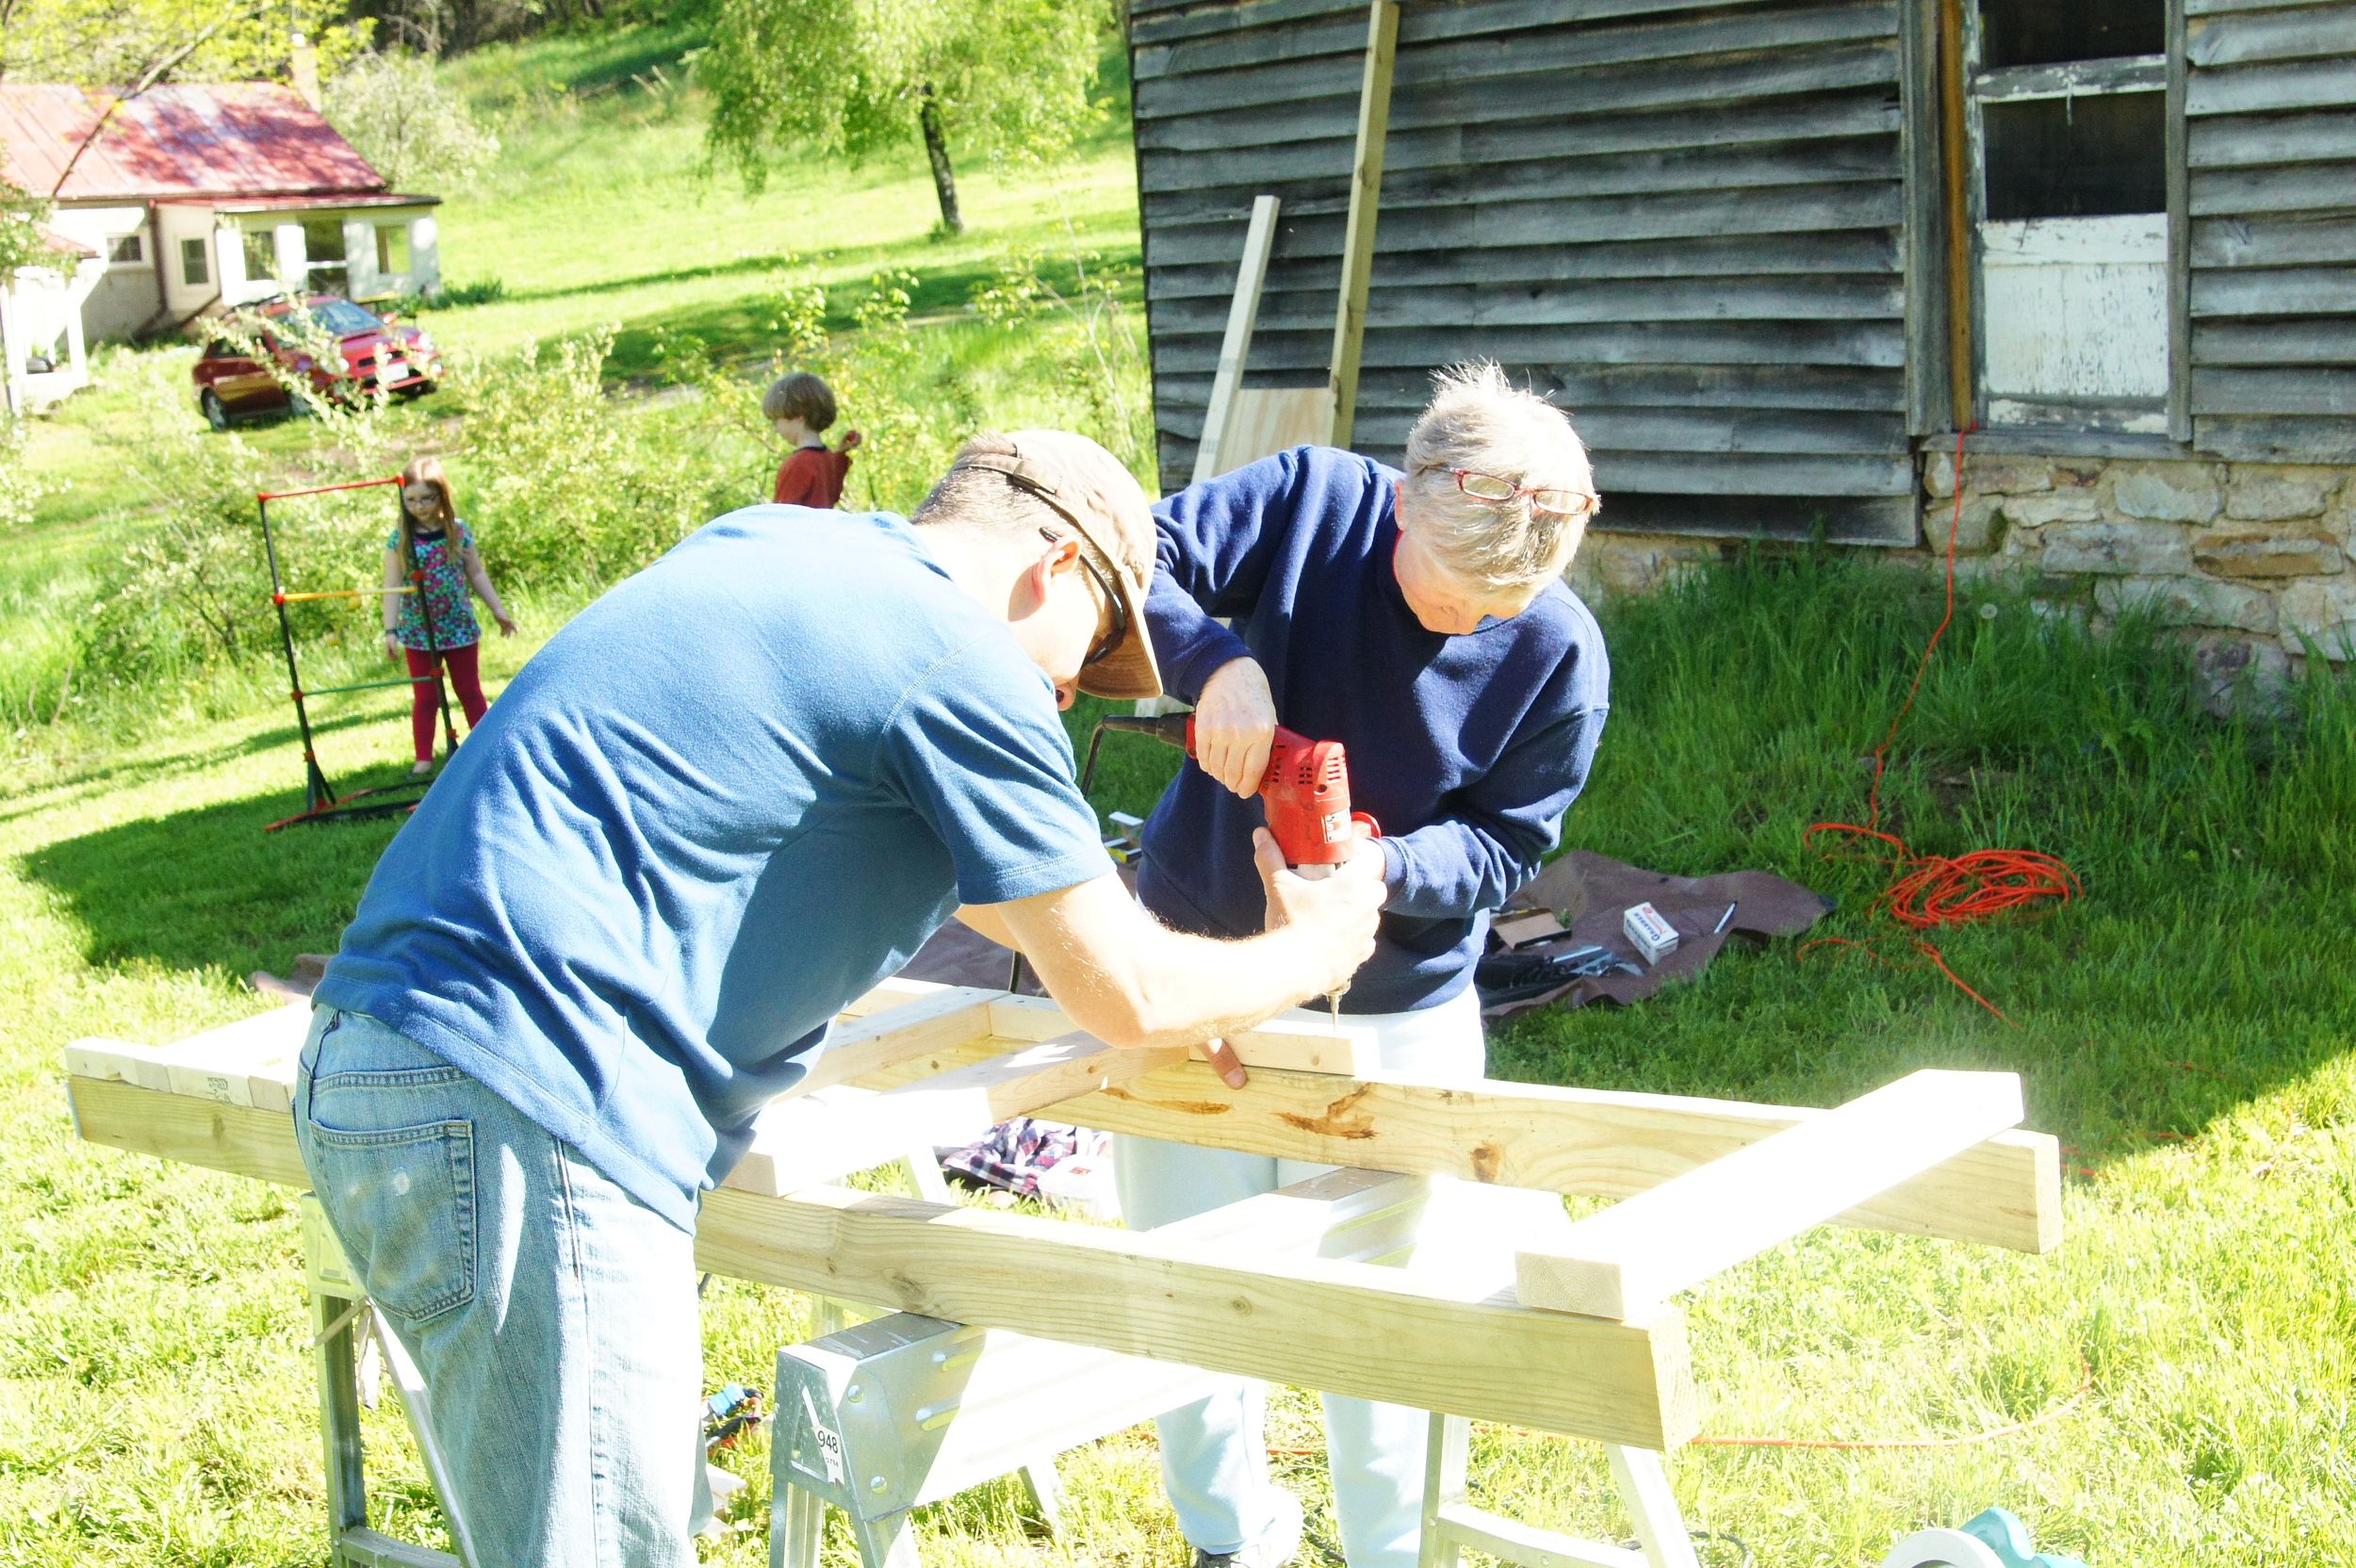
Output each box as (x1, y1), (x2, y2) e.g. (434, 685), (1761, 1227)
(201, 390), (228, 431)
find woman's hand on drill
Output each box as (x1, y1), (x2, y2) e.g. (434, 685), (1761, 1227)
(1194, 656), (1277, 800)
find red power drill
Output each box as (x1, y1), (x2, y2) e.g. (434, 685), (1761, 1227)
(1091, 711), (1381, 871)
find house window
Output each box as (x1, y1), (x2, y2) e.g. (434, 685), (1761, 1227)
(180, 236), (210, 287)
(375, 222), (412, 277)
(107, 233), (145, 264)
(241, 226), (279, 286)
(1965, 0), (2169, 430)
(301, 216), (350, 298)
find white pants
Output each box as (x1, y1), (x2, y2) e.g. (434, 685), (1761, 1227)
(1113, 986), (1569, 1568)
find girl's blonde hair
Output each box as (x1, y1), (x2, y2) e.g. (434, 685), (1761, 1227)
(397, 455), (457, 565)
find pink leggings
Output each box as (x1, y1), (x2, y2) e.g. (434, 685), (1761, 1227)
(406, 642), (488, 761)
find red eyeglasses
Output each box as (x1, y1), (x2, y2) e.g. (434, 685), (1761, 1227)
(1431, 466), (1598, 518)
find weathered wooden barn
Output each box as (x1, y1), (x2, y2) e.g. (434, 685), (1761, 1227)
(1124, 0), (2356, 595)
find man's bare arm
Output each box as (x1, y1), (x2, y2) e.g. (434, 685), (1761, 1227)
(960, 828), (1382, 1055)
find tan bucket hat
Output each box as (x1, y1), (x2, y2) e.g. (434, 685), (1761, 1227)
(948, 430), (1165, 701)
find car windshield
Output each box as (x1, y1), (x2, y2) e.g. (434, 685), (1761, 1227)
(286, 301), (382, 335)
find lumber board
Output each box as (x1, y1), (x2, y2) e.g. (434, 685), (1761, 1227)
(1328, 0), (1398, 449)
(69, 1075), (312, 1187)
(2185, 57), (2356, 117)
(1042, 1061), (2060, 1255)
(65, 1070), (1695, 1448)
(64, 1000), (310, 1116)
(1223, 386), (1338, 468)
(726, 1036), (1188, 1197)
(788, 988), (1001, 1098)
(2191, 162), (2356, 219)
(697, 1183), (1699, 1450)
(1513, 1070), (2024, 1318)
(985, 993), (1366, 1075)
(2191, 365), (2356, 415)
(1194, 193), (1284, 483)
(2192, 411), (2356, 459)
(2186, 5), (2356, 68)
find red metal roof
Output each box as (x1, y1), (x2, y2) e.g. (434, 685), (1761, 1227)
(0, 83), (393, 203)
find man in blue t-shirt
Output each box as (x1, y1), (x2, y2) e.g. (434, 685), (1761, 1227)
(296, 431), (1387, 1568)
(1116, 365), (1612, 1568)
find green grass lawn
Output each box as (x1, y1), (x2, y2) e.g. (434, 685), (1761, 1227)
(2, 18), (2352, 1568)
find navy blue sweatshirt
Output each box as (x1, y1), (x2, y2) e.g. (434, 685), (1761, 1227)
(1137, 445), (1612, 1013)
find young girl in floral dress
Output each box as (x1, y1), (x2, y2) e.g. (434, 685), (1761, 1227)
(382, 455), (515, 776)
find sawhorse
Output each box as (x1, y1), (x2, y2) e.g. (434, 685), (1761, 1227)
(770, 1168), (1704, 1568)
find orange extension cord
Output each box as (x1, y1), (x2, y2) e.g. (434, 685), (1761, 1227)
(1799, 432), (2081, 1025)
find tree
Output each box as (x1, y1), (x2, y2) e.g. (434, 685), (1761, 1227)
(0, 0), (366, 90)
(324, 52), (499, 190)
(698, 0), (1106, 237)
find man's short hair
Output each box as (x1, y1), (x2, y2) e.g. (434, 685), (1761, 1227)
(1399, 361), (1598, 593)
(909, 461), (1124, 587)
(762, 371), (837, 431)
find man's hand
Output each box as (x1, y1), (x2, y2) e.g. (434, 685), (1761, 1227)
(1193, 657), (1278, 799)
(1253, 826), (1384, 999)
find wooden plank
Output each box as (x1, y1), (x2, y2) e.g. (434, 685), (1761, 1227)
(985, 993), (1366, 1075)
(2193, 213), (2356, 266)
(1328, 0), (1398, 449)
(790, 989), (1002, 1099)
(1135, 87), (1896, 163)
(696, 1183), (1701, 1450)
(2170, 0), (2195, 442)
(61, 1073), (1697, 1448)
(2187, 108), (2356, 168)
(1349, 362), (1907, 414)
(2185, 57), (2356, 116)
(1136, 40), (1903, 139)
(2191, 161), (2356, 217)
(1151, 275), (1906, 336)
(1133, 0), (1798, 50)
(1973, 56), (2167, 101)
(1595, 450), (1916, 495)
(840, 975), (957, 1018)
(727, 1035), (1188, 1197)
(2192, 264), (2356, 314)
(1132, 0), (1900, 120)
(1043, 1061), (2061, 1255)
(1902, 0), (1949, 434)
(1585, 492), (1922, 546)
(68, 1075), (312, 1187)
(2192, 365), (2356, 413)
(2193, 318), (2356, 363)
(1147, 132), (1903, 214)
(1147, 233), (1902, 303)
(1513, 1070), (2024, 1318)
(1546, 406), (1909, 457)
(1195, 194), (1284, 483)
(63, 1001), (310, 1116)
(2192, 410), (2356, 457)
(2186, 5), (2356, 67)
(1222, 385), (1338, 467)
(1434, 1503), (1647, 1568)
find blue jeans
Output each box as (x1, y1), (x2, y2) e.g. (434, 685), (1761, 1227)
(1115, 986), (1566, 1568)
(294, 1006), (704, 1567)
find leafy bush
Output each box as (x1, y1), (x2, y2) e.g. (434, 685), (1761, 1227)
(433, 278), (508, 308)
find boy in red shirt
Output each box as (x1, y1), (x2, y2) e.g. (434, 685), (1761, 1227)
(765, 371), (861, 507)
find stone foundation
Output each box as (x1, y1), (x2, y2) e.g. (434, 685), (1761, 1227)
(1568, 453), (2354, 694)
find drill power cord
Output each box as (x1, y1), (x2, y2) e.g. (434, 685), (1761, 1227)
(1802, 430), (2081, 1024)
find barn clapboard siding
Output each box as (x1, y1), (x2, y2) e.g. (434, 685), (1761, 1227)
(2184, 0), (2356, 459)
(1129, 0), (1921, 543)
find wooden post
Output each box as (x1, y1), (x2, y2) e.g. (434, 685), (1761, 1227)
(1938, 0), (1975, 430)
(1195, 194), (1283, 484)
(2166, 0), (2193, 443)
(1327, 0), (1399, 450)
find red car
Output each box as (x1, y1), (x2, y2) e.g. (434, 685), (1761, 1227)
(192, 294), (442, 429)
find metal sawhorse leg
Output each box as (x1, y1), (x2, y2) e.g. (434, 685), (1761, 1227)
(1418, 1413), (1698, 1568)
(302, 1194), (478, 1568)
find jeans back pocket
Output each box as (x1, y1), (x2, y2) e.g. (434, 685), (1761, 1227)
(302, 1115), (478, 1325)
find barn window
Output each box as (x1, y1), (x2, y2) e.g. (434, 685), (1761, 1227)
(107, 233), (145, 264)
(1965, 0), (2169, 431)
(180, 237), (209, 287)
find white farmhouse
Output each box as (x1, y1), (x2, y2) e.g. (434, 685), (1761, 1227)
(0, 81), (439, 409)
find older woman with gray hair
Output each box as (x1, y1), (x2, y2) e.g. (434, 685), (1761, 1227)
(1116, 361), (1609, 1568)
